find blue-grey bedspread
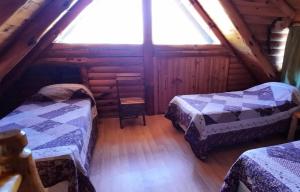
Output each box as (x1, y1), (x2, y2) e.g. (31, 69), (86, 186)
(165, 82), (300, 158)
(0, 84), (98, 192)
(221, 141), (300, 192)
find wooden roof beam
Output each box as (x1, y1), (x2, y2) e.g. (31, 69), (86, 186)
(0, 0), (78, 82)
(0, 0), (92, 95)
(0, 0), (50, 53)
(270, 0), (300, 27)
(198, 0), (277, 82)
(270, 0), (296, 19)
(189, 0), (259, 82)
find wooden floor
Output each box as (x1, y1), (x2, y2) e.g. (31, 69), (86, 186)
(90, 115), (286, 192)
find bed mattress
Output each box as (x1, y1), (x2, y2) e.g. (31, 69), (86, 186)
(221, 141), (300, 192)
(0, 84), (98, 192)
(165, 82), (300, 158)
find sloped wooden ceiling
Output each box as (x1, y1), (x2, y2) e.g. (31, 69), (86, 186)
(0, 0), (84, 82)
(286, 0), (300, 15)
(232, 0), (300, 68)
(231, 0), (289, 69)
(197, 0), (279, 82)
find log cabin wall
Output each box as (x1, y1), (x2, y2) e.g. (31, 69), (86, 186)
(36, 44), (144, 117)
(33, 43), (256, 116)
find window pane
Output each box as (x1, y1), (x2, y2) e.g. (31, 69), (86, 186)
(56, 0), (143, 44)
(152, 0), (220, 45)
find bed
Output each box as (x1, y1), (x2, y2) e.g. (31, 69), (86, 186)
(221, 140), (300, 192)
(165, 82), (300, 159)
(0, 84), (98, 192)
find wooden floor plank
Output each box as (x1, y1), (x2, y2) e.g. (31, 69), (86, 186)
(90, 115), (286, 192)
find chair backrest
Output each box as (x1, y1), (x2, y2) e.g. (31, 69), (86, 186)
(0, 130), (45, 192)
(116, 73), (145, 99)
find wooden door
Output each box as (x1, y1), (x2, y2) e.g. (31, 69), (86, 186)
(156, 57), (197, 113)
(155, 56), (229, 114)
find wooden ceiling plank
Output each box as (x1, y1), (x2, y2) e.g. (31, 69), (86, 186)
(238, 6), (286, 17)
(198, 0), (277, 82)
(189, 0), (259, 82)
(0, 0), (51, 53)
(270, 0), (296, 19)
(0, 0), (78, 82)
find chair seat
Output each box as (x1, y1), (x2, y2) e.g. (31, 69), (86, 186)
(120, 97), (145, 105)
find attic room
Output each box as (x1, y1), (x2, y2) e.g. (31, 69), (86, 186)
(1, 0), (300, 191)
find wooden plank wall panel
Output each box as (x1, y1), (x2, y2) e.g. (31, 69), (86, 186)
(227, 57), (256, 91)
(155, 55), (235, 113)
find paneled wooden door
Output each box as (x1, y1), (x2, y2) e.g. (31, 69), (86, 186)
(155, 56), (229, 114)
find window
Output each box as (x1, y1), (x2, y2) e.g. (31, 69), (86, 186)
(56, 0), (219, 45)
(55, 0), (143, 44)
(151, 0), (219, 45)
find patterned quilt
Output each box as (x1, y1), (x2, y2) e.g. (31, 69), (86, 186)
(165, 82), (300, 159)
(0, 84), (98, 192)
(221, 141), (300, 192)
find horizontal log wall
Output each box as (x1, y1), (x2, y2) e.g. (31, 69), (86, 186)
(37, 44), (144, 117)
(269, 29), (289, 70)
(31, 43), (256, 117)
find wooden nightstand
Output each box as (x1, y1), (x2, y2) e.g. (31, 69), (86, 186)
(287, 111), (300, 141)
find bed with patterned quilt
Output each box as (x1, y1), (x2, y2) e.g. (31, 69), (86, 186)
(165, 82), (300, 159)
(221, 140), (300, 192)
(0, 84), (98, 192)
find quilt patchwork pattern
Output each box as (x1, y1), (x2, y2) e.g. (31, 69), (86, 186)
(0, 84), (97, 192)
(222, 141), (300, 192)
(181, 85), (298, 125)
(0, 99), (92, 162)
(165, 82), (300, 158)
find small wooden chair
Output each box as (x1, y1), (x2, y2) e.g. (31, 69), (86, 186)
(116, 73), (146, 128)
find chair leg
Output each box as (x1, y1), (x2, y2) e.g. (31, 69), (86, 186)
(142, 114), (146, 126)
(119, 118), (124, 129)
(119, 113), (124, 129)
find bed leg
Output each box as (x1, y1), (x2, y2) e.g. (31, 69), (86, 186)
(171, 121), (184, 132)
(189, 142), (208, 161)
(195, 153), (207, 161)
